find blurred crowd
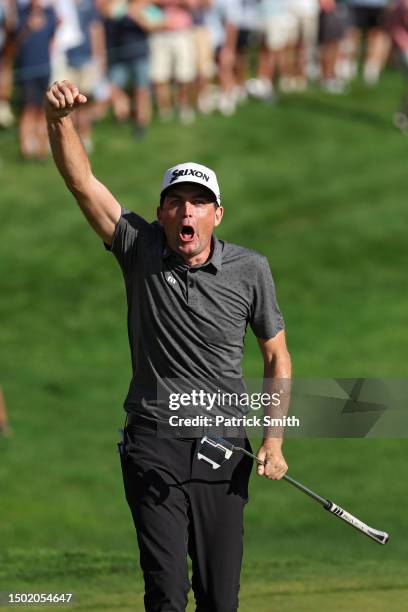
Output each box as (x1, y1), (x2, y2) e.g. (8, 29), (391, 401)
(1, 0), (408, 159)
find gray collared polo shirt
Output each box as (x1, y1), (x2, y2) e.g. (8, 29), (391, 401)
(106, 208), (284, 420)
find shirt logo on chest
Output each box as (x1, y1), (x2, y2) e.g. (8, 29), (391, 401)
(166, 274), (177, 286)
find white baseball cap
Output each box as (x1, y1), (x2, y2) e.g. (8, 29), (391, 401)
(161, 162), (221, 206)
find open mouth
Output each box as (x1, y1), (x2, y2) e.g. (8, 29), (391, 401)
(179, 225), (196, 242)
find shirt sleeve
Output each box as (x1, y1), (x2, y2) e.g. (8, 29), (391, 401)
(104, 207), (151, 271)
(249, 256), (285, 340)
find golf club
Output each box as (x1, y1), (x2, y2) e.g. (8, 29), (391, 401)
(197, 435), (389, 545)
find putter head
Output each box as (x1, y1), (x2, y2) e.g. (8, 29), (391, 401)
(197, 436), (234, 469)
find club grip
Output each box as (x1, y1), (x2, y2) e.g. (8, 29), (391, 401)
(325, 501), (389, 545)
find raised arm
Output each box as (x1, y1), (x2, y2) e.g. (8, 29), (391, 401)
(44, 80), (121, 245)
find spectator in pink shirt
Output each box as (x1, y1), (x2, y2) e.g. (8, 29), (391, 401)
(150, 0), (197, 124)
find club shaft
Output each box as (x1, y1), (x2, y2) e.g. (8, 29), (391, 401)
(282, 474), (329, 506)
(232, 443), (389, 544)
(238, 447), (330, 507)
(238, 447), (264, 464)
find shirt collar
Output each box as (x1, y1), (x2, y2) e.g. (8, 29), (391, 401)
(162, 234), (223, 272)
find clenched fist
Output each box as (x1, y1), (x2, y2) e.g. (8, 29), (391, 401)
(44, 80), (87, 120)
(256, 443), (288, 480)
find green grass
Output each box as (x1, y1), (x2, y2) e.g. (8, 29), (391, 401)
(1, 71), (407, 610)
(1, 550), (407, 611)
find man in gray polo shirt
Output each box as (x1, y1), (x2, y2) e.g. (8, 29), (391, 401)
(45, 80), (292, 612)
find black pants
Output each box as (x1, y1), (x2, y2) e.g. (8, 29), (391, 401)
(119, 419), (253, 612)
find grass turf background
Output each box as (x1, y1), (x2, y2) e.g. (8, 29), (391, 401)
(1, 71), (407, 610)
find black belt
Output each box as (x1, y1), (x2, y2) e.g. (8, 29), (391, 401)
(125, 412), (246, 439)
(125, 412), (207, 438)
